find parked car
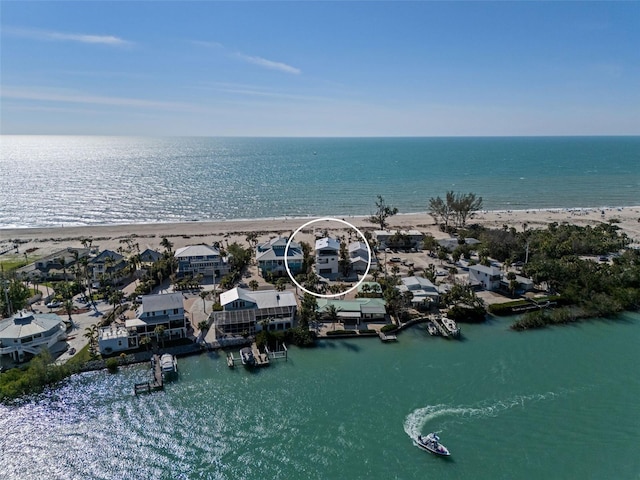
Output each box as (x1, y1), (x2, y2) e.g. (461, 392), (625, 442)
(390, 257), (402, 263)
(46, 301), (62, 308)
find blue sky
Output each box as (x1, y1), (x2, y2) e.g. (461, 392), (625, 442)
(1, 1), (638, 136)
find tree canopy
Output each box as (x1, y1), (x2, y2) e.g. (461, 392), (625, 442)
(428, 191), (483, 228)
(368, 195), (398, 230)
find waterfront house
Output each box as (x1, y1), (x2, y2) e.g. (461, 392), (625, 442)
(468, 264), (502, 291)
(374, 230), (424, 251)
(211, 287), (297, 336)
(0, 311), (66, 364)
(316, 298), (387, 327)
(315, 237), (340, 277)
(98, 292), (188, 354)
(89, 250), (128, 286)
(175, 244), (230, 281)
(396, 276), (440, 309)
(256, 237), (304, 278)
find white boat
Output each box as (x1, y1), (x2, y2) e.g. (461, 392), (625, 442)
(240, 347), (255, 367)
(427, 321), (439, 336)
(160, 353), (177, 375)
(416, 433), (451, 456)
(441, 316), (460, 337)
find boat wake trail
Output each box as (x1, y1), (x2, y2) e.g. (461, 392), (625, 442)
(403, 391), (562, 440)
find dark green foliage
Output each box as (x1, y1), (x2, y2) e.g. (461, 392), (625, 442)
(447, 305), (486, 323)
(0, 351), (70, 403)
(284, 326), (316, 347)
(105, 357), (119, 373)
(381, 324), (398, 333)
(0, 275), (31, 316)
(327, 330), (357, 335)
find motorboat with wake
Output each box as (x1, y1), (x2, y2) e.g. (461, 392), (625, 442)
(416, 432), (451, 456)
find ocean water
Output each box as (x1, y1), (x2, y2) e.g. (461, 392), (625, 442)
(1, 314), (639, 479)
(1, 136), (639, 228)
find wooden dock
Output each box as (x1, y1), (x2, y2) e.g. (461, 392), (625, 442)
(251, 343), (270, 367)
(265, 343), (288, 361)
(378, 331), (398, 342)
(227, 343), (272, 368)
(134, 354), (164, 394)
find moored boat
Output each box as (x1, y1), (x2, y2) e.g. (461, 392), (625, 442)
(416, 433), (451, 456)
(240, 347), (255, 367)
(427, 321), (439, 336)
(160, 353), (177, 376)
(441, 316), (460, 337)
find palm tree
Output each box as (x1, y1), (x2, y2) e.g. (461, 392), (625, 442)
(249, 280), (259, 291)
(63, 299), (75, 328)
(325, 304), (341, 331)
(154, 325), (166, 348)
(199, 290), (208, 313)
(109, 290), (125, 320)
(160, 237), (173, 254)
(139, 335), (151, 351)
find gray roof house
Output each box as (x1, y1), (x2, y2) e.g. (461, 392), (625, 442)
(256, 237), (304, 278)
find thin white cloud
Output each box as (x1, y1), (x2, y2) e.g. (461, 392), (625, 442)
(191, 39), (301, 75)
(4, 27), (132, 46)
(1, 86), (199, 111)
(190, 40), (224, 49)
(235, 52), (301, 75)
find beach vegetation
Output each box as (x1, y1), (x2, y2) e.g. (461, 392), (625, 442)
(368, 195), (398, 230)
(429, 191), (483, 228)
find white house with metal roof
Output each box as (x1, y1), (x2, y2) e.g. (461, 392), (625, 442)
(256, 237), (304, 278)
(316, 298), (387, 326)
(0, 311), (66, 364)
(175, 244), (229, 280)
(98, 292), (187, 354)
(211, 287), (297, 336)
(315, 237), (340, 277)
(468, 264), (503, 291)
(396, 276), (440, 308)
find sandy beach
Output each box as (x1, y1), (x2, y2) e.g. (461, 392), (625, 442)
(1, 206), (639, 260)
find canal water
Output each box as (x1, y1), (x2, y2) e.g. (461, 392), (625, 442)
(1, 313), (639, 479)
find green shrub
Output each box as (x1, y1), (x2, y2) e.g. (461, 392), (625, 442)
(381, 324), (398, 333)
(106, 358), (119, 373)
(326, 330), (356, 335)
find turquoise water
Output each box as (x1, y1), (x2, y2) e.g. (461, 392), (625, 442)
(1, 136), (639, 228)
(2, 314), (639, 479)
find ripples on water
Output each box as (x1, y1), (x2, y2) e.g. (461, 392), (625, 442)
(1, 136), (639, 227)
(1, 315), (640, 479)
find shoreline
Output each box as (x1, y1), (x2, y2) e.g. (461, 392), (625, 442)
(2, 204), (639, 231)
(1, 206), (639, 259)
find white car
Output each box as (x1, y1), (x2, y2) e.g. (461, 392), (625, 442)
(46, 301), (62, 308)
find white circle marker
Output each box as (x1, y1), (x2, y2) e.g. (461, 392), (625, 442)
(284, 217), (372, 298)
